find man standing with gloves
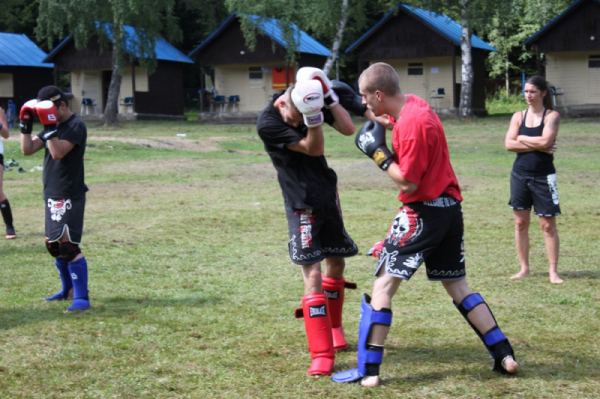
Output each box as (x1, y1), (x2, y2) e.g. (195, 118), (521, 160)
(20, 85), (90, 312)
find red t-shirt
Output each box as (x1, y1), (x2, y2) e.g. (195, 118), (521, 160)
(389, 95), (462, 203)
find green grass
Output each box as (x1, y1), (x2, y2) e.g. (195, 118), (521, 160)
(1, 116), (599, 398)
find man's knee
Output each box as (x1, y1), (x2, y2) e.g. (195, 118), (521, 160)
(442, 278), (472, 303)
(45, 239), (60, 258)
(59, 242), (81, 262)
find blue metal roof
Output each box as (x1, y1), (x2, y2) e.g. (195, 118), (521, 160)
(44, 24), (193, 64)
(525, 0), (591, 45)
(346, 4), (496, 53)
(188, 13), (330, 58)
(0, 32), (54, 68)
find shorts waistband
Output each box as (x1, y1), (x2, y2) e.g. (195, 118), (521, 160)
(422, 195), (459, 207)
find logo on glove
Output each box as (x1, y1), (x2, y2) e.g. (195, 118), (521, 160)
(357, 132), (375, 152)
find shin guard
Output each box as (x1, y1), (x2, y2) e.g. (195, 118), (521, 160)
(1, 199), (15, 238)
(66, 257), (90, 311)
(454, 293), (515, 372)
(332, 294), (393, 383)
(294, 293), (335, 375)
(45, 258), (73, 301)
(322, 275), (357, 351)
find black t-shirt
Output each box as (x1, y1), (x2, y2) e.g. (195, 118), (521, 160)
(38, 114), (88, 199)
(512, 109), (555, 175)
(257, 94), (337, 209)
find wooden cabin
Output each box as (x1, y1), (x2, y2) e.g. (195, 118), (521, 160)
(346, 4), (496, 116)
(188, 13), (330, 118)
(0, 33), (53, 112)
(526, 0), (600, 116)
(43, 25), (194, 119)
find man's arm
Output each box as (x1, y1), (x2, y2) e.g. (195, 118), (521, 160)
(330, 104), (355, 136)
(46, 138), (76, 160)
(517, 111), (559, 153)
(21, 133), (45, 155)
(287, 126), (325, 157)
(0, 107), (8, 139)
(386, 161), (418, 194)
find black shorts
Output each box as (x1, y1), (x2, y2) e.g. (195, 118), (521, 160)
(285, 192), (358, 265)
(45, 196), (86, 243)
(509, 171), (561, 217)
(0, 153), (4, 166)
(375, 196), (466, 281)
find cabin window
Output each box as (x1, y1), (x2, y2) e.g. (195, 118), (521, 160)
(589, 55), (600, 68)
(249, 67), (263, 80)
(408, 63), (424, 76)
(0, 74), (14, 97)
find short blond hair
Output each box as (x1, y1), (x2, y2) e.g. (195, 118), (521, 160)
(284, 85), (300, 113)
(359, 62), (400, 96)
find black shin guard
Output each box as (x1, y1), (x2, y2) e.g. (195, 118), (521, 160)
(454, 293), (515, 372)
(0, 198), (13, 227)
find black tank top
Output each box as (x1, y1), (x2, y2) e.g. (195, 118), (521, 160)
(512, 109), (555, 175)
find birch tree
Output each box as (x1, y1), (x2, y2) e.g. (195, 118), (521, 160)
(36, 0), (182, 126)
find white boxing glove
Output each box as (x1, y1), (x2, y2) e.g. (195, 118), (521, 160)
(291, 80), (325, 128)
(296, 67), (339, 108)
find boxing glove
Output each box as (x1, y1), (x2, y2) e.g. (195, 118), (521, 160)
(291, 80), (325, 128)
(35, 101), (59, 140)
(355, 121), (394, 170)
(296, 67), (339, 108)
(332, 80), (368, 117)
(19, 99), (38, 134)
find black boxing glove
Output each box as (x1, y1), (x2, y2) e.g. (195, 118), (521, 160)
(332, 80), (368, 117)
(355, 121), (394, 170)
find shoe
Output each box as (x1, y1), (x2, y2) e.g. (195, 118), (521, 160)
(3, 165), (11, 171)
(17, 167), (26, 173)
(7, 159), (19, 167)
(6, 225), (15, 239)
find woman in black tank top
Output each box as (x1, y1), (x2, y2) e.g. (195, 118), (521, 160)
(504, 75), (563, 284)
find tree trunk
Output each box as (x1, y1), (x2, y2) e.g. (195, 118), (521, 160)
(459, 0), (473, 119)
(102, 25), (123, 126)
(505, 61), (510, 97)
(323, 0), (348, 76)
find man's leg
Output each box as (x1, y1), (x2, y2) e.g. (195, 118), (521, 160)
(322, 257), (357, 351)
(443, 278), (518, 373)
(332, 269), (400, 387)
(295, 262), (335, 375)
(539, 216), (562, 284)
(511, 209), (531, 280)
(45, 239), (74, 301)
(59, 236), (90, 312)
(0, 194), (16, 239)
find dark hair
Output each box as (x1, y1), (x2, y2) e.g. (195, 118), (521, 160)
(526, 75), (553, 110)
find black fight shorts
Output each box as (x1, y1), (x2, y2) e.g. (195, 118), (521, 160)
(285, 193), (358, 265)
(45, 196), (86, 243)
(509, 171), (561, 217)
(0, 154), (4, 166)
(375, 196), (466, 281)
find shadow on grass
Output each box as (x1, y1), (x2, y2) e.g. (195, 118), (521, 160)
(558, 270), (599, 279)
(333, 345), (600, 383)
(0, 296), (221, 330)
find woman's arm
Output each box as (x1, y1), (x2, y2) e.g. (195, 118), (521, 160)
(517, 111), (560, 152)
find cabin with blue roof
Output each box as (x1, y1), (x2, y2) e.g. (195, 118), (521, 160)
(346, 4), (496, 116)
(0, 32), (54, 112)
(525, 0), (600, 116)
(188, 13), (330, 117)
(43, 25), (194, 119)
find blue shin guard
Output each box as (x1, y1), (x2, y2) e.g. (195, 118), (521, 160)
(66, 257), (90, 311)
(454, 293), (515, 373)
(331, 294), (393, 383)
(45, 258), (73, 301)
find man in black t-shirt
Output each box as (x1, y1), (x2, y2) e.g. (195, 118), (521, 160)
(20, 85), (90, 312)
(256, 67), (358, 376)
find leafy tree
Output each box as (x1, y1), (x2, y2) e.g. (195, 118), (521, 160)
(0, 0), (39, 40)
(36, 0), (182, 126)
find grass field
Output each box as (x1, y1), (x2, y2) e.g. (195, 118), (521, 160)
(1, 115), (599, 398)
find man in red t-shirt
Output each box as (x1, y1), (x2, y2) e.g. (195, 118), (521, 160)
(332, 63), (518, 387)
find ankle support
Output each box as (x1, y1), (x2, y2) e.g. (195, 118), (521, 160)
(322, 275), (357, 350)
(454, 293), (515, 372)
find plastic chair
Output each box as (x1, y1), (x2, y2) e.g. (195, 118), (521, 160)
(227, 95), (240, 112)
(81, 98), (98, 115)
(550, 86), (565, 106)
(211, 95), (227, 113)
(119, 97), (134, 113)
(429, 88), (445, 110)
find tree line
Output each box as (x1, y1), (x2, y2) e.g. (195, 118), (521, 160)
(1, 0), (573, 123)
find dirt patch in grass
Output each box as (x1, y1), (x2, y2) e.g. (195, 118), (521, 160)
(88, 136), (222, 152)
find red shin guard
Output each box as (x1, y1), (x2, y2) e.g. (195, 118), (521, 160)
(295, 293), (335, 375)
(322, 275), (356, 351)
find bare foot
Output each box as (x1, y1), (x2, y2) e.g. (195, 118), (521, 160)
(510, 270), (530, 280)
(549, 273), (564, 284)
(501, 356), (519, 373)
(361, 375), (380, 387)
